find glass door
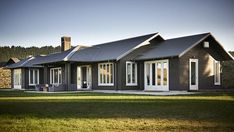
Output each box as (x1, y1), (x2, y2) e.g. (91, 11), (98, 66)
(77, 65), (92, 90)
(189, 59), (198, 90)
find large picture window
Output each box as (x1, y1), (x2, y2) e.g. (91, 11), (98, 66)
(98, 63), (114, 86)
(29, 69), (39, 85)
(50, 67), (62, 85)
(214, 60), (221, 85)
(126, 61), (137, 86)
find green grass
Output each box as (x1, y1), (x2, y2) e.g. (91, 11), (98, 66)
(0, 90), (234, 131)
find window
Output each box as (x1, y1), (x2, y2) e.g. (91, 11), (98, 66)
(50, 67), (62, 85)
(126, 61), (137, 86)
(214, 60), (221, 85)
(14, 69), (21, 86)
(98, 63), (114, 86)
(29, 69), (39, 85)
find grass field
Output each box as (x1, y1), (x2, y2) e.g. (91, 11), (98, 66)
(0, 90), (234, 132)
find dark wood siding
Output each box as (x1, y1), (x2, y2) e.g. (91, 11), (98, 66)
(179, 39), (223, 90)
(169, 57), (180, 90)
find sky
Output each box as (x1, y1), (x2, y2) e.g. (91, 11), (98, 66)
(0, 0), (234, 50)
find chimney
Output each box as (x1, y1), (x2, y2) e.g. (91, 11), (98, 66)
(61, 36), (71, 51)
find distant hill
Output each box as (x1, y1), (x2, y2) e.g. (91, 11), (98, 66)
(0, 46), (61, 62)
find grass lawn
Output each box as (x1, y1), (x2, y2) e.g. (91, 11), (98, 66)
(0, 90), (234, 132)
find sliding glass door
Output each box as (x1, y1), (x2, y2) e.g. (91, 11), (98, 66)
(144, 59), (169, 91)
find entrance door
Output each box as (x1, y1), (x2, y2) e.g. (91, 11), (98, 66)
(189, 59), (198, 90)
(13, 69), (22, 89)
(77, 65), (92, 90)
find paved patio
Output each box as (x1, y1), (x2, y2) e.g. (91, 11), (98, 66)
(89, 90), (200, 95)
(25, 90), (200, 95)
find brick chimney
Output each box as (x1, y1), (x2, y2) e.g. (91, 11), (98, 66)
(61, 36), (71, 51)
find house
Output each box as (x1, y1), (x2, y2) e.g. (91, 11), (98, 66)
(6, 33), (233, 91)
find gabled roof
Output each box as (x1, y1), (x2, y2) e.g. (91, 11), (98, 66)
(6, 32), (233, 69)
(33, 47), (76, 65)
(135, 33), (209, 60)
(9, 58), (20, 63)
(69, 33), (160, 62)
(34, 45), (89, 65)
(6, 45), (88, 68)
(6, 55), (44, 68)
(135, 33), (233, 61)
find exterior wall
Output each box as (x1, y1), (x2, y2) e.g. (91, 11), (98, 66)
(70, 62), (117, 90)
(168, 57), (180, 90)
(71, 63), (77, 84)
(21, 68), (26, 89)
(179, 39), (223, 90)
(119, 45), (153, 90)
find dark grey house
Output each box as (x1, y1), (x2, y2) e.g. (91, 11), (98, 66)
(6, 33), (233, 91)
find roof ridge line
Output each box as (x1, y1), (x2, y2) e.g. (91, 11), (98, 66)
(166, 32), (210, 41)
(92, 32), (158, 46)
(63, 45), (82, 61)
(19, 57), (35, 67)
(116, 33), (160, 61)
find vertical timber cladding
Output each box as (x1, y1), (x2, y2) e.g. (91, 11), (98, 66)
(179, 41), (223, 90)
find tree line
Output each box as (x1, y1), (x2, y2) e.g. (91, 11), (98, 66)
(0, 46), (61, 62)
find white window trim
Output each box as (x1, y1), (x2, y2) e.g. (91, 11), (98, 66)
(50, 67), (62, 85)
(126, 61), (137, 86)
(189, 59), (199, 90)
(29, 69), (39, 86)
(98, 62), (114, 86)
(214, 60), (221, 85)
(144, 59), (169, 91)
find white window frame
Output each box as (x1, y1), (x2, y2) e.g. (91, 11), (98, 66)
(50, 67), (62, 85)
(98, 62), (114, 86)
(214, 60), (221, 85)
(189, 59), (199, 90)
(126, 61), (137, 86)
(29, 69), (39, 85)
(144, 59), (169, 91)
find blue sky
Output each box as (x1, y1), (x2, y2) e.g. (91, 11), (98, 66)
(0, 0), (234, 50)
